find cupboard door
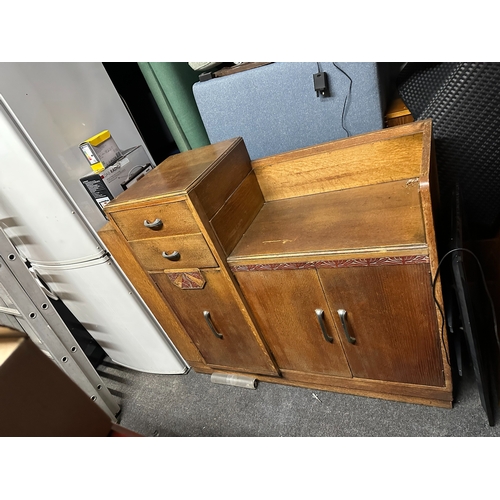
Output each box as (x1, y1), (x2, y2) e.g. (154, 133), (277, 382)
(235, 269), (352, 377)
(318, 264), (445, 386)
(151, 269), (278, 376)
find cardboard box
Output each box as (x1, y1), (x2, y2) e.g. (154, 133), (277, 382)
(0, 327), (112, 437)
(80, 145), (154, 217)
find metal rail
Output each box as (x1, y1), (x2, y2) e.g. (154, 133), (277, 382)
(0, 228), (120, 420)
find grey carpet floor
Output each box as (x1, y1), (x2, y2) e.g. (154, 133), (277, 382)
(97, 358), (500, 437)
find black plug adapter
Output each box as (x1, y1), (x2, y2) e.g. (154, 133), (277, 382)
(313, 71), (329, 97)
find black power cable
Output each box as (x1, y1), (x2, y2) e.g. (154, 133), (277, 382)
(432, 247), (500, 368)
(332, 62), (353, 138)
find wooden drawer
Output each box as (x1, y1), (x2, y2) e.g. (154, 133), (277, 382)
(129, 234), (217, 271)
(110, 201), (199, 241)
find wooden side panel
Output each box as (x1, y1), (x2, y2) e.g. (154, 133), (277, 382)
(318, 264), (445, 387)
(253, 133), (424, 201)
(129, 234), (217, 271)
(210, 171), (264, 256)
(97, 222), (204, 365)
(419, 130), (453, 391)
(109, 201), (199, 241)
(191, 138), (252, 219)
(151, 269), (279, 376)
(235, 269), (352, 377)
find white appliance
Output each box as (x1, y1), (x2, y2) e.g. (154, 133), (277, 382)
(0, 63), (188, 375)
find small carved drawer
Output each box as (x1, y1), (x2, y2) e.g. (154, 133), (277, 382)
(109, 201), (199, 242)
(128, 234), (217, 271)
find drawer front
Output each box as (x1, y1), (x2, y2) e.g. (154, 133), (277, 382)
(151, 269), (278, 375)
(129, 234), (217, 271)
(110, 201), (199, 241)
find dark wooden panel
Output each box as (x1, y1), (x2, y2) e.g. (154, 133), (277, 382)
(191, 138), (252, 219)
(385, 97), (414, 127)
(210, 171), (264, 256)
(214, 62), (272, 77)
(129, 233), (217, 271)
(110, 201), (199, 241)
(235, 269), (352, 377)
(151, 269), (278, 376)
(318, 264), (445, 386)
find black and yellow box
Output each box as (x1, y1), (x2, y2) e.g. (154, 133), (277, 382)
(80, 145), (153, 216)
(79, 130), (123, 173)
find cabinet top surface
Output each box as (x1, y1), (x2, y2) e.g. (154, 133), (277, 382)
(228, 179), (427, 264)
(104, 138), (241, 210)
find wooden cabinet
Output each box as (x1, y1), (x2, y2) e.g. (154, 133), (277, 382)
(101, 120), (453, 408)
(102, 138), (278, 377)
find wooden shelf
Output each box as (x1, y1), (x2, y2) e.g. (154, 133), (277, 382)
(228, 179), (427, 265)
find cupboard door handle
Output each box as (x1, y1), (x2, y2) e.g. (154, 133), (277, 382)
(338, 309), (356, 344)
(144, 218), (163, 228)
(315, 308), (333, 343)
(162, 250), (180, 261)
(203, 311), (223, 339)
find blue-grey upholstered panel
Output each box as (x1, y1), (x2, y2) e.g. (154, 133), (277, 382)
(193, 62), (387, 160)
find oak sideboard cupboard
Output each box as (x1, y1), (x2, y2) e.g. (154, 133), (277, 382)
(100, 119), (453, 408)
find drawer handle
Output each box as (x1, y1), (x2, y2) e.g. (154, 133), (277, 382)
(144, 218), (163, 229)
(315, 309), (333, 343)
(338, 309), (356, 344)
(203, 311), (223, 339)
(162, 251), (180, 261)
